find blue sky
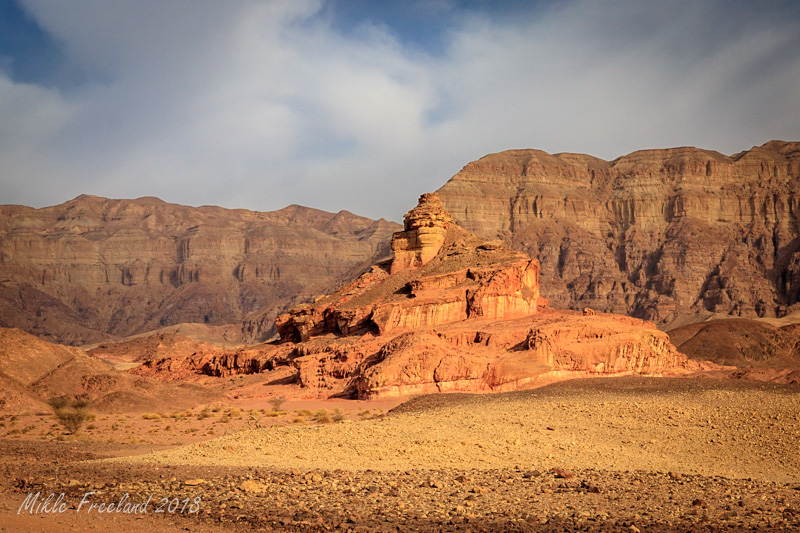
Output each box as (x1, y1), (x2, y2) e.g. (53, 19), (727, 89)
(1, 0), (799, 221)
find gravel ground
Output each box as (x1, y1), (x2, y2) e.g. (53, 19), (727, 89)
(2, 376), (799, 532)
(125, 377), (800, 483)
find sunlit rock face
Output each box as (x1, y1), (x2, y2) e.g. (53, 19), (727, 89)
(390, 193), (453, 274)
(276, 193), (546, 343)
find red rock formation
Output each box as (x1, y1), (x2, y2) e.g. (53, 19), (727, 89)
(140, 194), (704, 399)
(275, 193), (544, 342)
(436, 141), (800, 327)
(0, 195), (399, 345)
(390, 193), (452, 273)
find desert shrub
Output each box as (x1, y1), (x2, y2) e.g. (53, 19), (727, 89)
(314, 409), (332, 424)
(227, 408), (243, 418)
(197, 408), (213, 419)
(47, 397), (70, 410)
(357, 409), (371, 418)
(268, 398), (286, 411)
(48, 396), (94, 434)
(296, 409), (313, 416)
(142, 413), (161, 420)
(332, 408), (345, 422)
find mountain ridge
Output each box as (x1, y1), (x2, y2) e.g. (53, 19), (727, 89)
(0, 195), (400, 345)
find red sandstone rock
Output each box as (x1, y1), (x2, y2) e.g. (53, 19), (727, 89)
(142, 195), (704, 399)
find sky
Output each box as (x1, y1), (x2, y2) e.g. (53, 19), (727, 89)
(1, 0), (799, 222)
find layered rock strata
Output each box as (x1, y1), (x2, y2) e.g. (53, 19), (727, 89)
(436, 140), (800, 327)
(0, 195), (399, 345)
(137, 194), (701, 399)
(275, 194), (544, 342)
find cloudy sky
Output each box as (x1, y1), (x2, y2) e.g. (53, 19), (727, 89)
(1, 0), (799, 221)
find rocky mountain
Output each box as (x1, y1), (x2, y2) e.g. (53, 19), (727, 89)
(0, 195), (399, 345)
(136, 194), (704, 398)
(437, 140), (800, 328)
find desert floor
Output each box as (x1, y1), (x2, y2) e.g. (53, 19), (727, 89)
(1, 376), (799, 532)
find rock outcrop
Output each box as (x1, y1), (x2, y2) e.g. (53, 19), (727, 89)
(390, 192), (452, 273)
(668, 318), (800, 370)
(275, 194), (545, 342)
(436, 140), (800, 327)
(0, 195), (399, 345)
(138, 194), (702, 399)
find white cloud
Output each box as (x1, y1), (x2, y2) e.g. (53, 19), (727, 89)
(1, 0), (798, 220)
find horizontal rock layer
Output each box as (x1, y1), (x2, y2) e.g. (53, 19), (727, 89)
(437, 140), (800, 327)
(0, 195), (399, 345)
(135, 309), (704, 399)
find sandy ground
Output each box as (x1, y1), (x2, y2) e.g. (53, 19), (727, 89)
(1, 376), (799, 532)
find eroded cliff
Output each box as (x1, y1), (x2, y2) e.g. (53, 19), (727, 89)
(437, 140), (800, 327)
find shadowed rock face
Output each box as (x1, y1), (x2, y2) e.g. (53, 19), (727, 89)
(437, 140), (800, 327)
(141, 195), (701, 399)
(0, 195), (399, 345)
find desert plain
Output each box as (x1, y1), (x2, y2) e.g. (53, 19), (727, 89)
(1, 376), (799, 532)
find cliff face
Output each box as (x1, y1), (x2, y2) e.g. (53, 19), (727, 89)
(0, 195), (399, 345)
(437, 140), (800, 327)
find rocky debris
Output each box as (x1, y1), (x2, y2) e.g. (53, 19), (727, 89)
(0, 196), (399, 345)
(437, 140), (800, 327)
